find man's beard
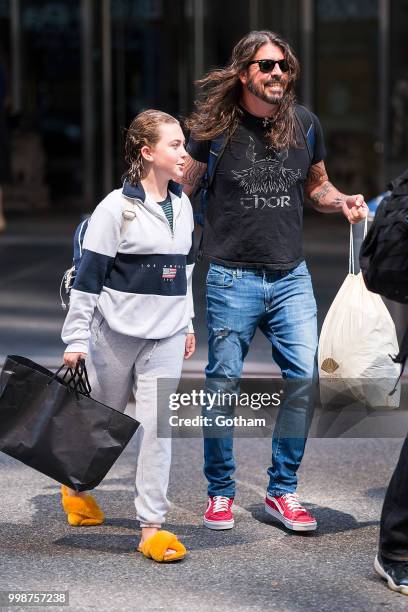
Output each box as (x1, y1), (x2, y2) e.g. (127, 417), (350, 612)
(246, 75), (287, 105)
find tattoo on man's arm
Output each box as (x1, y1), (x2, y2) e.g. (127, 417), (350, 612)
(183, 158), (206, 187)
(310, 182), (332, 203)
(310, 181), (346, 210)
(332, 196), (346, 206)
(307, 164), (328, 187)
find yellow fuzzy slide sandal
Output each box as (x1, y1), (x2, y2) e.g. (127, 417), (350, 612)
(60, 485), (104, 526)
(137, 530), (187, 562)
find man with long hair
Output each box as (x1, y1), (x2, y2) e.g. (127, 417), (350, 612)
(183, 31), (367, 532)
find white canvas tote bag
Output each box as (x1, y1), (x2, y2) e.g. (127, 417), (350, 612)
(318, 221), (401, 408)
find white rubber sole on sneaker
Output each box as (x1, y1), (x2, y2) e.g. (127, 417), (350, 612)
(203, 517), (234, 530)
(374, 555), (408, 595)
(264, 503), (317, 532)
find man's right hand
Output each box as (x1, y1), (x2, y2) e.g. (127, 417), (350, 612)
(63, 352), (87, 368)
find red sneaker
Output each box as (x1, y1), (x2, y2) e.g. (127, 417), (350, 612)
(265, 492), (317, 531)
(203, 496), (234, 530)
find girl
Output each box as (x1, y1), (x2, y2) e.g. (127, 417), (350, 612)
(60, 109), (195, 562)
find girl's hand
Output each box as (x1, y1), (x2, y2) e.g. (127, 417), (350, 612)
(184, 333), (196, 359)
(63, 352), (87, 368)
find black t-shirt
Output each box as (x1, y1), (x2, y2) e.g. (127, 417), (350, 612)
(187, 106), (326, 269)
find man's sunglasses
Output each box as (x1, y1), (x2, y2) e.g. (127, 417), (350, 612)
(247, 59), (290, 73)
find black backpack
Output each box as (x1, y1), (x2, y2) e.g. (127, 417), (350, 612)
(360, 169), (408, 372)
(360, 169), (408, 303)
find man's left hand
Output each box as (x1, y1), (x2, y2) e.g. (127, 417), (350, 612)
(342, 194), (368, 224)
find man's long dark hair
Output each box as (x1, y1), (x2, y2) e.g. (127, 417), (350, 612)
(185, 30), (300, 150)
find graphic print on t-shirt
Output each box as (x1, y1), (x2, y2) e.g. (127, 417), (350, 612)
(231, 136), (301, 209)
(186, 107), (326, 266)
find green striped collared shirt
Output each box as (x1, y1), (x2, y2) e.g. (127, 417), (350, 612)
(158, 193), (173, 232)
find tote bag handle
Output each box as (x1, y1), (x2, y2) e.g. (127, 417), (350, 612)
(349, 216), (368, 275)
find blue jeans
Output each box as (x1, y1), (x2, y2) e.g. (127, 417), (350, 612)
(204, 260), (318, 498)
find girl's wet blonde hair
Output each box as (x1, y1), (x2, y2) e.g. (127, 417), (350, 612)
(124, 109), (179, 185)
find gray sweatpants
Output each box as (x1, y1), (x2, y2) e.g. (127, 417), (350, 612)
(86, 310), (186, 527)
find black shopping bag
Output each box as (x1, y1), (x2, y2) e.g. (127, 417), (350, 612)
(0, 355), (140, 491)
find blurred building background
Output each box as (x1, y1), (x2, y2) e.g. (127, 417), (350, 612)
(0, 0), (407, 215)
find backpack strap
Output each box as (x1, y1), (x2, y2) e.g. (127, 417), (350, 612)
(295, 104), (315, 163)
(206, 131), (232, 188)
(121, 198), (138, 238)
(194, 131), (233, 228)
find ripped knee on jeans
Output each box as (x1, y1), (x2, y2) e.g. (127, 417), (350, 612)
(209, 328), (242, 380)
(213, 327), (231, 339)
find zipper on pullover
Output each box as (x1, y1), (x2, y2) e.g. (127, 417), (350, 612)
(124, 190), (186, 242)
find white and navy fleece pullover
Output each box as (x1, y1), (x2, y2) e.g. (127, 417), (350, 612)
(62, 180), (195, 354)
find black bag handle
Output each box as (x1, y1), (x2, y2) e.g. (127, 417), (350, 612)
(70, 359), (92, 397)
(48, 360), (92, 398)
(48, 364), (75, 386)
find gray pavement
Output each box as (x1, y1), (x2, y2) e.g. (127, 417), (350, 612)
(1, 212), (408, 611)
(0, 436), (406, 611)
